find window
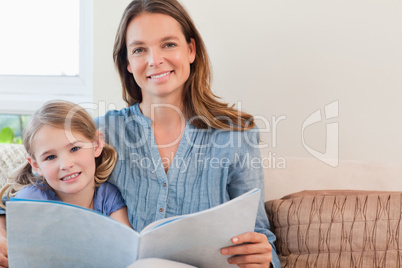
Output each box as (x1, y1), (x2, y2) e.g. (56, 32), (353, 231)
(0, 114), (30, 144)
(0, 0), (93, 116)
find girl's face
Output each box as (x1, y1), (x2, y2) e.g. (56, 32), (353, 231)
(27, 125), (103, 201)
(126, 12), (196, 104)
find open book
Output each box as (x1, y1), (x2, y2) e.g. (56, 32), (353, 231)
(6, 188), (261, 268)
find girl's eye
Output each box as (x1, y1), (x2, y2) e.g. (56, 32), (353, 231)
(45, 155), (56, 161)
(71, 146), (80, 152)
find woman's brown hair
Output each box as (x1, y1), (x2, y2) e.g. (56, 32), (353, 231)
(113, 0), (255, 130)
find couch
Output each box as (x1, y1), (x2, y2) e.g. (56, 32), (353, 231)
(0, 144), (27, 188)
(266, 190), (402, 267)
(1, 144), (401, 267)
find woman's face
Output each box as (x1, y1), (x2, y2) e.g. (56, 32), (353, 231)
(126, 12), (196, 104)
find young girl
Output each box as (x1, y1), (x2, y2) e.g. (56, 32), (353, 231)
(0, 100), (131, 228)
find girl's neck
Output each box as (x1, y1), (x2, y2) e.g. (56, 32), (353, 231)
(55, 185), (95, 210)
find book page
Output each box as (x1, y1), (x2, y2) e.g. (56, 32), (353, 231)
(141, 214), (187, 233)
(139, 188), (261, 268)
(7, 200), (140, 267)
(127, 258), (197, 268)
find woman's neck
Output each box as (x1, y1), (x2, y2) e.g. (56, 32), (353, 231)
(139, 99), (186, 173)
(139, 99), (185, 127)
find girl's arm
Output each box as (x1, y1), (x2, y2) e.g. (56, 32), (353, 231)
(0, 215), (8, 267)
(110, 206), (132, 228)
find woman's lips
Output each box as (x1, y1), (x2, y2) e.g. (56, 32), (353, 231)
(148, 70), (173, 79)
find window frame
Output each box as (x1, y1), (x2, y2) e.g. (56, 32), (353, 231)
(0, 0), (93, 115)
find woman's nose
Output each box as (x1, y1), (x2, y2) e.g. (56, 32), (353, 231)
(148, 49), (164, 67)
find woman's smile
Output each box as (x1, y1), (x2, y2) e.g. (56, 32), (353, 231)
(147, 70), (174, 80)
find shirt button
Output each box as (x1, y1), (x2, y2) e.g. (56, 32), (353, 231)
(163, 183), (167, 187)
(159, 208), (163, 212)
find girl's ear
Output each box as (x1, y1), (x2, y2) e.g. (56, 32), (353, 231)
(27, 156), (43, 176)
(94, 131), (105, 158)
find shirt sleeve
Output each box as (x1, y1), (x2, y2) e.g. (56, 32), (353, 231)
(226, 127), (281, 268)
(94, 182), (126, 216)
(0, 197), (7, 215)
(0, 183), (55, 214)
(15, 185), (55, 200)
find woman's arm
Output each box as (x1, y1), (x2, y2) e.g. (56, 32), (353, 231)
(109, 206), (132, 228)
(221, 128), (279, 267)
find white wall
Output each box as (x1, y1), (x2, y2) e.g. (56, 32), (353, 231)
(93, 0), (402, 199)
(93, 0), (131, 112)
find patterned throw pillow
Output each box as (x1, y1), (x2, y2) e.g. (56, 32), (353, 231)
(0, 144), (27, 188)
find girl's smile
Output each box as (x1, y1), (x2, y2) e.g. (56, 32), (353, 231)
(60, 172), (81, 182)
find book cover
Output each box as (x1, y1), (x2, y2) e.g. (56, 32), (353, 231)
(6, 188), (261, 268)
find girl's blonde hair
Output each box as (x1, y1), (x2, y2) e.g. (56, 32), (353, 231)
(113, 0), (255, 130)
(0, 100), (117, 208)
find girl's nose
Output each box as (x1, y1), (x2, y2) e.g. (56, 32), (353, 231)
(60, 156), (73, 170)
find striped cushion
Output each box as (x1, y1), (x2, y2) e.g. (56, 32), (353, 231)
(266, 190), (402, 268)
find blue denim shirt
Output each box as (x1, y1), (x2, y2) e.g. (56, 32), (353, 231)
(95, 103), (280, 267)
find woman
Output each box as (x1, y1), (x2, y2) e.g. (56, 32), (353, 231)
(0, 0), (280, 267)
(97, 0), (280, 267)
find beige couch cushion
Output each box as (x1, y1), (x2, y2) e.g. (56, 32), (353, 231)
(0, 144), (27, 187)
(266, 190), (402, 268)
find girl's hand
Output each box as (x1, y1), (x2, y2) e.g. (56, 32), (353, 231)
(221, 232), (272, 268)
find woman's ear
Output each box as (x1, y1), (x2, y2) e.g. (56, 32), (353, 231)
(27, 156), (43, 176)
(127, 62), (133, 74)
(188, 38), (196, 64)
(94, 131), (105, 158)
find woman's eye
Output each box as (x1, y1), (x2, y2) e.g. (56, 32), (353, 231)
(71, 146), (80, 152)
(132, 47), (144, 54)
(45, 155), (56, 161)
(165, 43), (177, 48)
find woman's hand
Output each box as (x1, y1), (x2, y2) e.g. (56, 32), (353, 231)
(221, 232), (272, 268)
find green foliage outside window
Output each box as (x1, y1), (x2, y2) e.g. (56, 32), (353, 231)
(0, 114), (30, 144)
